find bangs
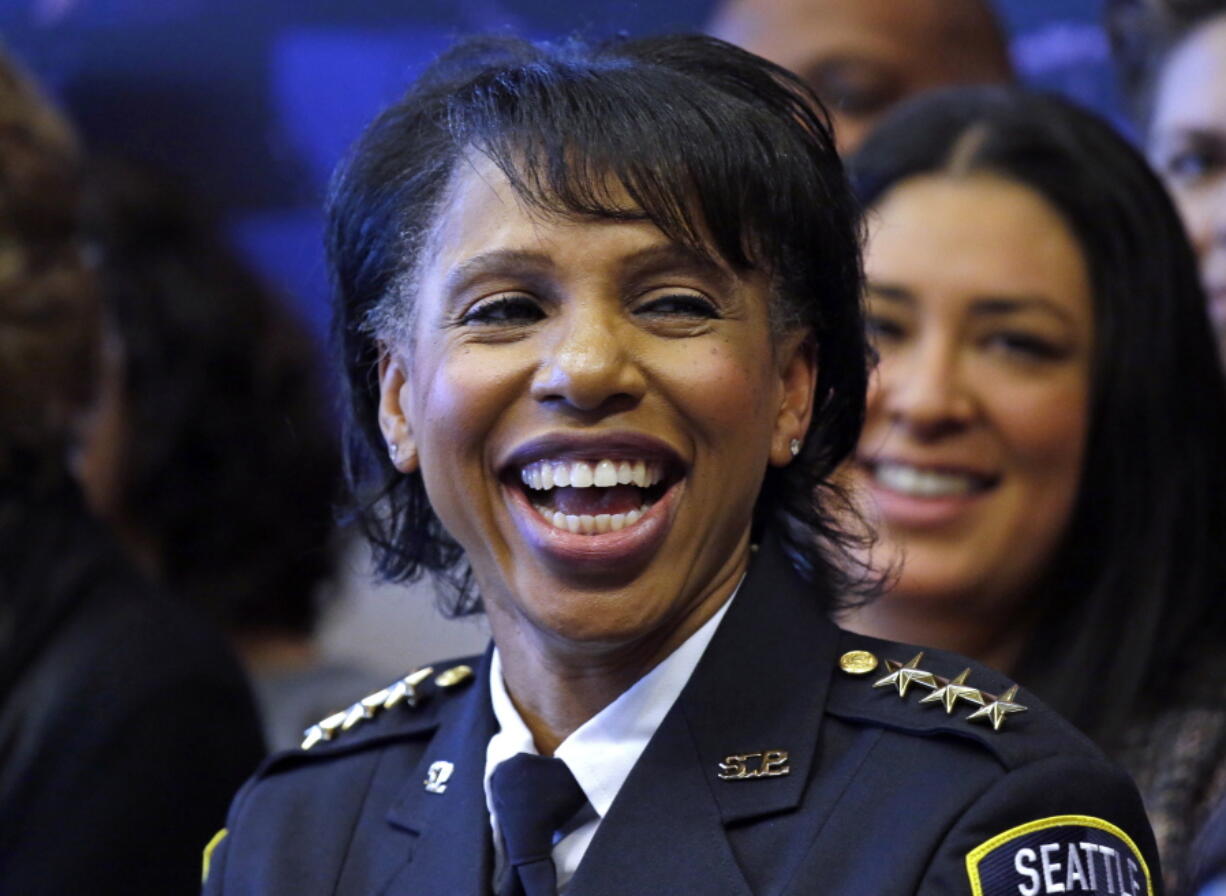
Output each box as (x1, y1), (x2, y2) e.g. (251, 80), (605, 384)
(445, 45), (843, 320)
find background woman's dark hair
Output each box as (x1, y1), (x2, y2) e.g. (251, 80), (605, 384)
(80, 161), (342, 637)
(327, 33), (871, 615)
(1105, 0), (1226, 127)
(0, 48), (95, 483)
(851, 85), (1226, 745)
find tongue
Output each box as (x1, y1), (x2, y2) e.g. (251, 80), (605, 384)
(550, 485), (644, 516)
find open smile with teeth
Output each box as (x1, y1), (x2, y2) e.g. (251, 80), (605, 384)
(518, 458), (669, 535)
(870, 460), (995, 498)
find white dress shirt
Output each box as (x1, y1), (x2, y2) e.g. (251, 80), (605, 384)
(484, 586), (738, 893)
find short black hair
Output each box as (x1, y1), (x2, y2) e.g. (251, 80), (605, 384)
(328, 33), (871, 614)
(851, 86), (1226, 743)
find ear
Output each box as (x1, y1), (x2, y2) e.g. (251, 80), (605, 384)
(769, 331), (818, 467)
(377, 345), (419, 473)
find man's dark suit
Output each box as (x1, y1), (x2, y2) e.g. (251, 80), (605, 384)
(204, 537), (1161, 895)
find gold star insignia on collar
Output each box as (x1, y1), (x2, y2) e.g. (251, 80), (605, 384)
(966, 685), (1027, 731)
(873, 652), (938, 697)
(919, 668), (987, 714)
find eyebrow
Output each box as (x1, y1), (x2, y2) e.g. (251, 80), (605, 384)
(867, 283), (1078, 326)
(442, 243), (736, 295)
(620, 243), (735, 290)
(442, 250), (555, 296)
(1154, 125), (1226, 145)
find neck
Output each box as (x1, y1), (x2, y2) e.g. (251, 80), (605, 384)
(838, 594), (1034, 676)
(488, 549), (747, 756)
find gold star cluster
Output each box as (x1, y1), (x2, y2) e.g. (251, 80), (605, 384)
(872, 653), (1027, 731)
(300, 663), (475, 749)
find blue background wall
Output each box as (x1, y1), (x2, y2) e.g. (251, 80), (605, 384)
(0, 0), (1121, 339)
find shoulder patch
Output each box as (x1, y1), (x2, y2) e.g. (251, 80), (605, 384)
(300, 663), (474, 749)
(201, 827), (227, 884)
(966, 815), (1153, 896)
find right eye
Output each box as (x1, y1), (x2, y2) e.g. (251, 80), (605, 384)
(808, 64), (900, 119)
(459, 294), (545, 327)
(1157, 138), (1226, 186)
(865, 313), (906, 345)
(1166, 150), (1216, 183)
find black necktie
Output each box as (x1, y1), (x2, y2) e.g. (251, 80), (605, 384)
(490, 752), (587, 896)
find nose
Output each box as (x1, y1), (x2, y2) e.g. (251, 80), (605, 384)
(878, 334), (974, 440)
(530, 303), (646, 415)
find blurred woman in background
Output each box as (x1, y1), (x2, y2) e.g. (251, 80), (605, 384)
(845, 86), (1226, 894)
(73, 161), (374, 750)
(0, 48), (264, 895)
(1107, 0), (1226, 363)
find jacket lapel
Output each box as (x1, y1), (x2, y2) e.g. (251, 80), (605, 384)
(565, 704), (755, 896)
(378, 647), (498, 896)
(568, 536), (840, 894)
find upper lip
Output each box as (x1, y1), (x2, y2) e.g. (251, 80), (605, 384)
(500, 431), (687, 478)
(859, 454), (999, 483)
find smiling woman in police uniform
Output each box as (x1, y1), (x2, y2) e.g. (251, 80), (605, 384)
(201, 34), (1162, 896)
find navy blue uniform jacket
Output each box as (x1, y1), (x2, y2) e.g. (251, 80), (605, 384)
(204, 537), (1162, 895)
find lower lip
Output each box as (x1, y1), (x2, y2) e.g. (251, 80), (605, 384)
(505, 479), (683, 575)
(863, 472), (991, 529)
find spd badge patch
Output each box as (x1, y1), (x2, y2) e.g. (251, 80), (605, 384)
(966, 815), (1152, 896)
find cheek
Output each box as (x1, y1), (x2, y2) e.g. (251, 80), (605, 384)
(656, 338), (779, 443)
(407, 348), (527, 533)
(863, 363), (886, 419)
(1169, 178), (1226, 257)
(990, 379), (1089, 491)
(413, 348), (520, 452)
(858, 359), (896, 448)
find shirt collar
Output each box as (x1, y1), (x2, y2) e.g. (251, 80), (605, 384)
(485, 579), (739, 819)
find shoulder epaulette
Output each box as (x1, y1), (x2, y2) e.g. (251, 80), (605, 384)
(837, 648), (1026, 730)
(825, 633), (1100, 770)
(300, 662), (477, 750)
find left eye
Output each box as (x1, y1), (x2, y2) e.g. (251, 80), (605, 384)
(460, 294), (544, 326)
(636, 293), (720, 319)
(983, 331), (1065, 362)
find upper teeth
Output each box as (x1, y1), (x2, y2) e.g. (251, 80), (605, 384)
(874, 462), (981, 498)
(520, 459), (663, 491)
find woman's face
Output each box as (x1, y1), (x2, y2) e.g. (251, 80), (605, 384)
(1149, 14), (1226, 350)
(378, 157), (814, 658)
(853, 174), (1093, 616)
(708, 0), (1010, 153)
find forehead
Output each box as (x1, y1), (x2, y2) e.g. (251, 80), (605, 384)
(712, 0), (972, 79)
(423, 154), (725, 279)
(866, 175), (1092, 319)
(1152, 15), (1226, 131)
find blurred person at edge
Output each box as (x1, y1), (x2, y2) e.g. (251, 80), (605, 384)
(843, 86), (1226, 895)
(706, 0), (1013, 154)
(0, 49), (264, 895)
(71, 160), (379, 751)
(1107, 0), (1226, 365)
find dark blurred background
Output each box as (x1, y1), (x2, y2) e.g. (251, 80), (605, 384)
(0, 0), (1119, 342)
